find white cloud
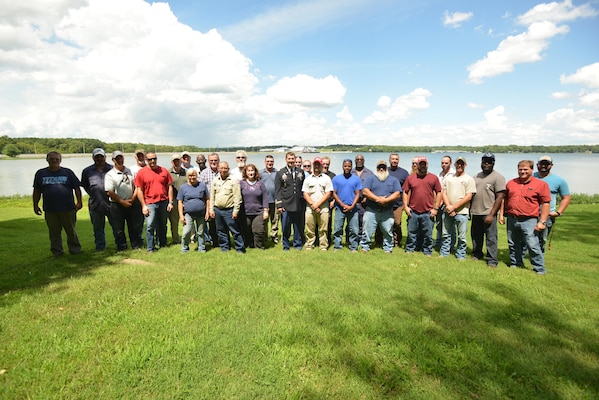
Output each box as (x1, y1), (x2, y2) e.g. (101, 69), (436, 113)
(484, 106), (507, 129)
(364, 88), (432, 124)
(551, 91), (573, 99)
(468, 21), (569, 83)
(516, 0), (598, 25)
(560, 62), (599, 88)
(443, 11), (473, 28)
(467, 1), (597, 84)
(266, 74), (346, 107)
(546, 107), (599, 131)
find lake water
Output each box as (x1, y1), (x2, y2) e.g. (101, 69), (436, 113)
(1, 152), (595, 196)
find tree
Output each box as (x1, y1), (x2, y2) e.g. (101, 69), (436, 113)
(2, 144), (21, 157)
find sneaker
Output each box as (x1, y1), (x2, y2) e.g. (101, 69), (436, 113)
(271, 237), (279, 244)
(487, 264), (497, 268)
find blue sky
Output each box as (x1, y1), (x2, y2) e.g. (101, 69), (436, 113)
(1, 0), (598, 148)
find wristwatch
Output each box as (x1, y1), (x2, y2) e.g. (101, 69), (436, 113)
(540, 220), (546, 225)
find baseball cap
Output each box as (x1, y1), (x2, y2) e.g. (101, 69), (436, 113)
(171, 154), (181, 161)
(417, 156), (428, 164)
(376, 160), (387, 168)
(111, 150), (124, 159)
(134, 149), (145, 155)
(455, 156), (467, 164)
(181, 151), (191, 158)
(481, 152), (495, 160)
(92, 148), (106, 158)
(538, 155), (553, 163)
(313, 157), (323, 165)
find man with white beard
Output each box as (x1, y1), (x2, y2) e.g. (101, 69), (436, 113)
(359, 160), (401, 253)
(230, 150), (247, 182)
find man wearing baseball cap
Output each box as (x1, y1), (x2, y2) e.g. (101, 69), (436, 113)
(81, 148), (113, 251)
(534, 155), (571, 252)
(104, 151), (143, 251)
(403, 157), (442, 256)
(440, 156), (476, 260)
(129, 149), (146, 178)
(470, 153), (506, 267)
(301, 157), (333, 250)
(360, 160), (401, 253)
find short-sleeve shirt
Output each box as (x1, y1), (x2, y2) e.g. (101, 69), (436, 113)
(533, 172), (570, 212)
(177, 182), (209, 214)
(505, 177), (551, 218)
(302, 173), (333, 214)
(332, 173), (362, 212)
(443, 173), (477, 215)
(403, 173), (442, 213)
(104, 167), (135, 202)
(134, 166), (173, 205)
(33, 167), (81, 212)
(471, 170), (506, 215)
(363, 175), (401, 211)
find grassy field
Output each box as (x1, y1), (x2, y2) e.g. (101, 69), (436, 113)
(1, 196), (598, 399)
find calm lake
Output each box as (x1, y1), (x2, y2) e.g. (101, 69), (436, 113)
(1, 152), (595, 196)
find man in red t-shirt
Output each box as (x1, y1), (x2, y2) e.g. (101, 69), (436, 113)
(134, 151), (174, 252)
(403, 157), (442, 256)
(504, 160), (550, 274)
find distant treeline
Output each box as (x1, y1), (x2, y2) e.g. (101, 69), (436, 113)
(1, 136), (597, 157)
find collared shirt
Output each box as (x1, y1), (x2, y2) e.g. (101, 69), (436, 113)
(302, 173), (333, 214)
(260, 168), (277, 203)
(505, 177), (551, 218)
(104, 167), (134, 202)
(210, 175), (242, 214)
(199, 167), (219, 191)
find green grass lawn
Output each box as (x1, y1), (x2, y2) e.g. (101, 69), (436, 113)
(1, 197), (598, 399)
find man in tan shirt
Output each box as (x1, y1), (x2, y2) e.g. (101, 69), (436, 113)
(209, 161), (245, 253)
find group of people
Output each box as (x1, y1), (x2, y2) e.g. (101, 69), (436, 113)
(33, 149), (570, 274)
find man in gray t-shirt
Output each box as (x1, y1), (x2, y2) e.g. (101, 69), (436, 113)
(470, 153), (506, 267)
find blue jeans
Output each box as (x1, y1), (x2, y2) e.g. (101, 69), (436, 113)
(507, 216), (545, 273)
(361, 208), (394, 252)
(334, 209), (359, 250)
(214, 207), (245, 252)
(281, 210), (303, 250)
(182, 212), (205, 252)
(89, 208), (112, 251)
(145, 200), (168, 251)
(440, 213), (468, 259)
(406, 211), (434, 255)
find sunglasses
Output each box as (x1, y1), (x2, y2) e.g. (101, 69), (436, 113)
(146, 157), (157, 161)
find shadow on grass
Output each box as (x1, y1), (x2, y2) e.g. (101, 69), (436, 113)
(295, 281), (598, 399)
(0, 216), (129, 306)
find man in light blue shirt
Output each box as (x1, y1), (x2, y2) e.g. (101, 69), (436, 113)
(534, 155), (571, 252)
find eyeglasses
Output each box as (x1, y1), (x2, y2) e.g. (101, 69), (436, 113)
(302, 165), (311, 168)
(482, 160), (494, 164)
(236, 156), (246, 160)
(411, 163), (418, 166)
(146, 157), (157, 161)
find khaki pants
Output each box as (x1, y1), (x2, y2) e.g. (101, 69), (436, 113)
(305, 210), (329, 250)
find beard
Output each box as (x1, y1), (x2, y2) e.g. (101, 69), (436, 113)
(376, 170), (389, 181)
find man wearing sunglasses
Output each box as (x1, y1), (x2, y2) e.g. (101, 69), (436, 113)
(134, 152), (174, 252)
(470, 153), (506, 268)
(533, 155), (570, 252)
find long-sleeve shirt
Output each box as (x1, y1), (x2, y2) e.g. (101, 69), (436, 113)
(210, 175), (242, 214)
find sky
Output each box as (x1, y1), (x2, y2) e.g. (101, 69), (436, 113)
(1, 0), (598, 148)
